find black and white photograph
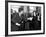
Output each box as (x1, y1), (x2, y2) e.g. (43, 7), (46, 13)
(11, 5), (41, 31)
(5, 1), (45, 36)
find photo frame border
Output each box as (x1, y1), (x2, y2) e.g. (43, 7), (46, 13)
(5, 0), (45, 36)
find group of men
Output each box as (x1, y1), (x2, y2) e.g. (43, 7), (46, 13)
(11, 6), (41, 31)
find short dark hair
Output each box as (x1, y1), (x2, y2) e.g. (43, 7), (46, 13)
(18, 6), (24, 12)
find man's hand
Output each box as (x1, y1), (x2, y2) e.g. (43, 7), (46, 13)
(16, 23), (21, 26)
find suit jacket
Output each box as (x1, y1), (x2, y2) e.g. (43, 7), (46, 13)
(11, 12), (21, 31)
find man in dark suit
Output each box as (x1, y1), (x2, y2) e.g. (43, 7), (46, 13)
(11, 10), (22, 31)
